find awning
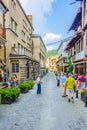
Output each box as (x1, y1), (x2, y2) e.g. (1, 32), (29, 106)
(64, 32), (82, 51)
(68, 7), (82, 31)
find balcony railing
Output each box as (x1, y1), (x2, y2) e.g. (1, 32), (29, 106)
(0, 27), (6, 39)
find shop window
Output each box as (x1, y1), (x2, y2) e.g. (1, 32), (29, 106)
(12, 63), (19, 73)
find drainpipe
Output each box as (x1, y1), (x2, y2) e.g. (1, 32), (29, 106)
(3, 12), (8, 82)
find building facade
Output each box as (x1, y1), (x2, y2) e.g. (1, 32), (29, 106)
(57, 40), (69, 73)
(65, 0), (87, 75)
(1, 0), (44, 82)
(31, 34), (47, 77)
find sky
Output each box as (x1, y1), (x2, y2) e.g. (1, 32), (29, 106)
(19, 0), (81, 50)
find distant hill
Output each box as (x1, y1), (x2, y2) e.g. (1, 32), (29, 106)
(46, 50), (58, 58)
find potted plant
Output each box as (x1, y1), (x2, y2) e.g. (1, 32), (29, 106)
(18, 81), (35, 93)
(26, 81), (35, 89)
(18, 82), (29, 93)
(0, 87), (20, 104)
(81, 90), (87, 102)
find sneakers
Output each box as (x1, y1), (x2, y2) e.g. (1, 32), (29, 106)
(62, 95), (67, 97)
(72, 100), (74, 103)
(71, 97), (74, 103)
(68, 98), (74, 103)
(68, 99), (70, 102)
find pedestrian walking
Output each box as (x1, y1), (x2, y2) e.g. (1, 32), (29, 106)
(36, 74), (42, 94)
(79, 72), (86, 90)
(72, 72), (78, 92)
(60, 73), (67, 97)
(56, 74), (60, 87)
(75, 77), (81, 98)
(66, 73), (75, 103)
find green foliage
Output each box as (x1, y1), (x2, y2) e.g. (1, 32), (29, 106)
(46, 50), (57, 58)
(54, 71), (57, 76)
(18, 83), (29, 89)
(46, 68), (48, 73)
(68, 53), (73, 73)
(81, 91), (87, 95)
(18, 81), (35, 90)
(26, 81), (35, 89)
(0, 87), (20, 99)
(68, 64), (73, 73)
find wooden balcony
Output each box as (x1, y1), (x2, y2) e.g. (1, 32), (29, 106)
(0, 27), (6, 39)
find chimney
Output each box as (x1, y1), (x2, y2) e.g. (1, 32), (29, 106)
(28, 15), (33, 25)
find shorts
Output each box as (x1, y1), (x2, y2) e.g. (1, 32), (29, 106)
(81, 82), (86, 89)
(67, 89), (74, 98)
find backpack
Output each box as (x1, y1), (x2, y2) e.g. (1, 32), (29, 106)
(80, 76), (85, 82)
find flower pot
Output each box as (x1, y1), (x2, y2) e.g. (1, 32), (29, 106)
(20, 88), (29, 93)
(1, 96), (15, 104)
(81, 93), (87, 103)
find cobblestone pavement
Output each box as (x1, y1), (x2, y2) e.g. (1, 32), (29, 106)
(0, 72), (87, 130)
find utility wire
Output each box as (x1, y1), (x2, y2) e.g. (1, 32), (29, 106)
(45, 36), (72, 46)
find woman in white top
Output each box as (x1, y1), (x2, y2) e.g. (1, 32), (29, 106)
(36, 74), (42, 94)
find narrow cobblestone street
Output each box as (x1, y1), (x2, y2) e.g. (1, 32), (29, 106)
(0, 72), (87, 130)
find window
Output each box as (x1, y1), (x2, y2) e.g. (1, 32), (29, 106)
(10, 18), (17, 33)
(11, 0), (16, 9)
(18, 44), (21, 55)
(21, 31), (25, 41)
(12, 63), (19, 72)
(10, 18), (14, 30)
(14, 22), (17, 33)
(81, 38), (83, 51)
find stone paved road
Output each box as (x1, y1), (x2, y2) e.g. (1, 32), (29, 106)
(0, 72), (87, 130)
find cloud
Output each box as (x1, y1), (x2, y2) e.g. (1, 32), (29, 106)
(43, 33), (62, 43)
(43, 33), (62, 50)
(46, 45), (55, 51)
(19, 0), (60, 50)
(19, 0), (56, 35)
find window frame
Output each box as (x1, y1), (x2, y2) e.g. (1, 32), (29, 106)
(11, 62), (19, 73)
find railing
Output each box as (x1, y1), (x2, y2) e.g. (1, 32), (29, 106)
(0, 27), (6, 39)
